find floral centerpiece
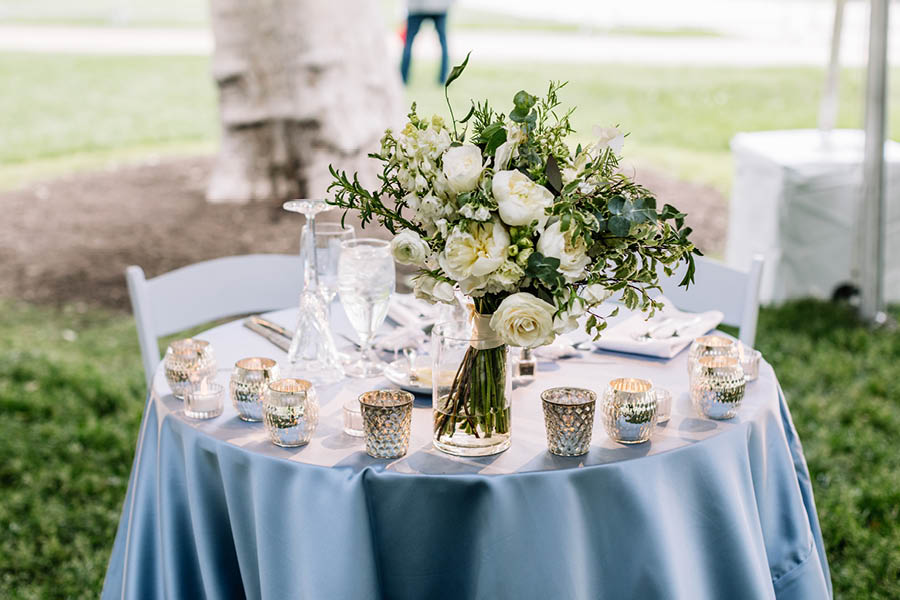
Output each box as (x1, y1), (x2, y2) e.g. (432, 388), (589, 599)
(329, 55), (697, 455)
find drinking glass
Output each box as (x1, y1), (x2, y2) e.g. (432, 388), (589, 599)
(338, 238), (395, 377)
(300, 222), (355, 305)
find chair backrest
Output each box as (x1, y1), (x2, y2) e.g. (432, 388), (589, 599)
(658, 255), (765, 347)
(126, 254), (303, 388)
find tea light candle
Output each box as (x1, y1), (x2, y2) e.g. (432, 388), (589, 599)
(184, 378), (224, 420)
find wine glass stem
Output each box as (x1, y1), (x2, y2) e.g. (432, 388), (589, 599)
(304, 214), (320, 290)
(360, 334), (376, 365)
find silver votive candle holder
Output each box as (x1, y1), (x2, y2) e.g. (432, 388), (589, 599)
(183, 379), (224, 420)
(541, 387), (597, 456)
(263, 379), (319, 447)
(164, 338), (217, 399)
(230, 357), (279, 422)
(687, 335), (739, 378)
(359, 390), (414, 459)
(654, 388), (673, 424)
(741, 347), (762, 382)
(602, 378), (658, 444)
(691, 356), (746, 420)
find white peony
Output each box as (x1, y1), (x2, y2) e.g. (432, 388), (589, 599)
(438, 219), (510, 281)
(537, 220), (592, 282)
(390, 230), (430, 266)
(413, 275), (456, 305)
(492, 170), (554, 227)
(582, 283), (612, 306)
(489, 292), (557, 348)
(593, 125), (625, 155)
(442, 144), (484, 195)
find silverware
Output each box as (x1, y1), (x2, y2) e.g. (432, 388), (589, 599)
(243, 316), (292, 352)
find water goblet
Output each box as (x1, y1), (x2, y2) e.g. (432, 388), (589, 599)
(338, 238), (395, 377)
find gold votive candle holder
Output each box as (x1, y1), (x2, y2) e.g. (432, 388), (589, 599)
(691, 356), (746, 420)
(164, 338), (217, 399)
(541, 387), (597, 456)
(359, 390), (414, 459)
(602, 378), (658, 444)
(687, 335), (739, 378)
(263, 379), (319, 447)
(230, 357), (279, 422)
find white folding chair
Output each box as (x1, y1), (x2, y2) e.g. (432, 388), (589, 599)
(658, 255), (765, 347)
(126, 254), (303, 388)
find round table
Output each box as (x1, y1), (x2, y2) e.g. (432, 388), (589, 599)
(103, 306), (831, 600)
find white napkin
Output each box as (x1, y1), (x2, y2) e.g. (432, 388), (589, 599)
(592, 296), (723, 358)
(375, 294), (436, 353)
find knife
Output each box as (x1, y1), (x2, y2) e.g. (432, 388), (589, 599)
(243, 316), (292, 352)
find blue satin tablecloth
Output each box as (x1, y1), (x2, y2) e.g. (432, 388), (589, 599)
(103, 307), (831, 599)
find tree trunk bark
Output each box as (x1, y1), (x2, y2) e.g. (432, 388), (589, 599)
(207, 0), (402, 204)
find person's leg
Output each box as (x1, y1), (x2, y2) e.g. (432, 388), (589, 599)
(401, 14), (425, 84)
(433, 13), (449, 84)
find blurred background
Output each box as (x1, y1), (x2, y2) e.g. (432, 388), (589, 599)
(1, 0), (898, 597)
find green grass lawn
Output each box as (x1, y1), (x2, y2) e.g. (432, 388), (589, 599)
(1, 299), (899, 598)
(4, 52), (900, 192)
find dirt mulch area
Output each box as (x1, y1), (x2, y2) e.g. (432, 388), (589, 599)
(0, 156), (728, 311)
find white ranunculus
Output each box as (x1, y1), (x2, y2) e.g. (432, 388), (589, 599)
(438, 219), (510, 281)
(492, 170), (554, 227)
(582, 283), (612, 306)
(413, 275), (456, 305)
(485, 260), (525, 294)
(390, 230), (430, 266)
(537, 220), (591, 282)
(442, 144), (484, 195)
(489, 292), (557, 348)
(593, 125), (625, 155)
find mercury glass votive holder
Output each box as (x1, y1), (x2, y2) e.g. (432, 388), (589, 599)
(541, 387), (597, 456)
(359, 390), (414, 459)
(654, 388), (673, 424)
(602, 378), (658, 444)
(691, 356), (746, 420)
(263, 379), (319, 447)
(687, 335), (739, 378)
(183, 381), (224, 420)
(164, 338), (217, 399)
(741, 348), (762, 382)
(230, 357), (279, 422)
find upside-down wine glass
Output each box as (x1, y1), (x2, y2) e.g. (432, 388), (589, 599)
(282, 199), (344, 384)
(300, 221), (356, 312)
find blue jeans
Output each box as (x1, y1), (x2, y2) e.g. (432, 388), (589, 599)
(401, 12), (449, 85)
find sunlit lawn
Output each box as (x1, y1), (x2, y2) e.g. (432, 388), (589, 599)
(4, 52), (900, 191)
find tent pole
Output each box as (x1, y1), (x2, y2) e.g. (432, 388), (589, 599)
(819, 0), (846, 133)
(859, 0), (889, 323)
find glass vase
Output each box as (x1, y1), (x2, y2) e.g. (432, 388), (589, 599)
(431, 321), (511, 457)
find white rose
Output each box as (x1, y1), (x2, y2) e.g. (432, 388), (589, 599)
(413, 275), (456, 305)
(442, 144), (483, 195)
(492, 170), (554, 227)
(390, 230), (430, 266)
(537, 220), (592, 283)
(582, 283), (612, 306)
(438, 219), (510, 281)
(593, 125), (625, 155)
(489, 292), (557, 348)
